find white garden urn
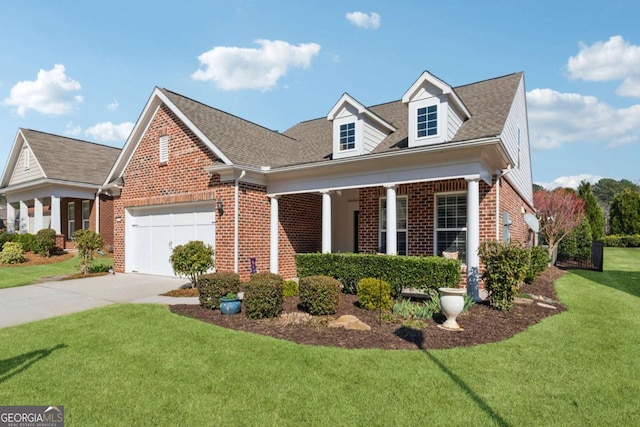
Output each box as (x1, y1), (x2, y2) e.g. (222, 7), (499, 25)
(438, 287), (466, 331)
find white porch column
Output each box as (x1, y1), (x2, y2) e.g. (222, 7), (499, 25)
(6, 203), (15, 233)
(50, 195), (61, 234)
(269, 195), (279, 274)
(34, 198), (44, 232)
(19, 201), (28, 233)
(385, 184), (397, 255)
(466, 178), (480, 301)
(321, 191), (332, 253)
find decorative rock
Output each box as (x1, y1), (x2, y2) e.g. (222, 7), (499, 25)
(514, 297), (534, 305)
(328, 315), (371, 331)
(536, 302), (557, 309)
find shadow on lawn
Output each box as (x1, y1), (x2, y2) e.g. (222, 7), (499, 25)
(569, 270), (640, 298)
(0, 344), (67, 384)
(395, 327), (509, 427)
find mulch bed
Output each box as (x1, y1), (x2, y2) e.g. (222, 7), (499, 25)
(2, 251), (76, 267)
(170, 267), (567, 350)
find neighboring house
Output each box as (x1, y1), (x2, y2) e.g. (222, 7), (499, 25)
(105, 70), (535, 291)
(0, 129), (121, 249)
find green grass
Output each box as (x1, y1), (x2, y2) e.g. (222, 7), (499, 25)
(0, 255), (113, 289)
(0, 248), (638, 425)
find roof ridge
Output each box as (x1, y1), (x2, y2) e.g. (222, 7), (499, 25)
(453, 71), (522, 89)
(160, 88), (298, 142)
(20, 128), (122, 151)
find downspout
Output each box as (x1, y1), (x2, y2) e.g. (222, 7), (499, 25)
(95, 189), (102, 234)
(234, 170), (246, 273)
(496, 166), (512, 240)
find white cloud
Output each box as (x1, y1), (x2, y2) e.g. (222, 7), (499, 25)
(65, 122), (82, 137)
(107, 99), (119, 111)
(538, 174), (603, 190)
(527, 88), (640, 149)
(85, 121), (134, 142)
(2, 64), (83, 116)
(567, 35), (640, 97)
(346, 11), (381, 29)
(192, 39), (321, 91)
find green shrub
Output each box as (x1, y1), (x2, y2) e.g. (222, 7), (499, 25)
(478, 241), (529, 311)
(15, 233), (37, 252)
(602, 234), (640, 247)
(299, 275), (341, 315)
(74, 230), (103, 275)
(525, 246), (550, 283)
(283, 280), (299, 298)
(0, 241), (25, 264)
(34, 229), (57, 257)
(0, 232), (15, 251)
(558, 217), (592, 261)
(89, 263), (113, 274)
(295, 253), (460, 297)
(356, 278), (393, 311)
(169, 240), (215, 287)
(392, 299), (437, 320)
(198, 272), (240, 309)
(244, 272), (284, 319)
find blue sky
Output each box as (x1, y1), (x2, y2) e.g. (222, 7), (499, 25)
(1, 0), (639, 189)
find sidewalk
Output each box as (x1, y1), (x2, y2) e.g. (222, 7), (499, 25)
(0, 273), (200, 328)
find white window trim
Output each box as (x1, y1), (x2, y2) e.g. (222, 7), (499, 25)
(159, 135), (169, 163)
(339, 122), (356, 152)
(68, 202), (75, 237)
(23, 145), (29, 170)
(434, 191), (467, 263)
(379, 195), (408, 255)
(82, 200), (91, 230)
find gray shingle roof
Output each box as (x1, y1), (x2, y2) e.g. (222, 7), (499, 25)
(161, 72), (522, 168)
(22, 129), (121, 185)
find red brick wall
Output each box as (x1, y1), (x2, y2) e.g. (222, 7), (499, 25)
(98, 195), (115, 249)
(499, 177), (535, 245)
(278, 193), (322, 278)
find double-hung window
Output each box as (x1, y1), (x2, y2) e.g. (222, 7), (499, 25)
(68, 202), (75, 237)
(379, 196), (407, 255)
(417, 105), (438, 137)
(339, 122), (355, 151)
(436, 194), (467, 263)
(82, 200), (91, 230)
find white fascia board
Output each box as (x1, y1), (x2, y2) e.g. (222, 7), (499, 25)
(0, 129), (48, 187)
(402, 71), (471, 119)
(203, 164), (266, 185)
(4, 179), (100, 202)
(327, 93), (396, 132)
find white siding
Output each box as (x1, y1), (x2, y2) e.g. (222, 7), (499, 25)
(447, 102), (465, 141)
(9, 145), (44, 185)
(362, 122), (387, 153)
(499, 75), (533, 206)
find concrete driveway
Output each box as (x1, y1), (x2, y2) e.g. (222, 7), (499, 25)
(0, 273), (199, 328)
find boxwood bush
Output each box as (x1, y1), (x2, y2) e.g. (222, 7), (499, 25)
(0, 241), (26, 264)
(357, 278), (393, 311)
(198, 272), (240, 309)
(35, 229), (57, 257)
(15, 233), (37, 252)
(244, 272), (284, 319)
(296, 253), (460, 296)
(478, 241), (529, 311)
(282, 280), (299, 298)
(298, 275), (341, 315)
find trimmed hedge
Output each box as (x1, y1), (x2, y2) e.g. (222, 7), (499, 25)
(299, 275), (341, 315)
(198, 272), (240, 309)
(357, 278), (393, 311)
(295, 253), (460, 296)
(15, 233), (37, 252)
(601, 234), (640, 247)
(244, 272), (284, 319)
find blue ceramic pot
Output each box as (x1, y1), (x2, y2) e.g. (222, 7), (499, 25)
(220, 298), (241, 315)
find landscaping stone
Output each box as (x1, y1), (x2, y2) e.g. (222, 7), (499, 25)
(514, 297), (534, 305)
(328, 315), (371, 331)
(536, 302), (557, 309)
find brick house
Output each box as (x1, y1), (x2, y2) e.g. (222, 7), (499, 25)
(104, 70), (535, 295)
(0, 129), (120, 249)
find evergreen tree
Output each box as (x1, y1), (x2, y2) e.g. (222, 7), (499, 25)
(577, 181), (605, 240)
(609, 189), (640, 235)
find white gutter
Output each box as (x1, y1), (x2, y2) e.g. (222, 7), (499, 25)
(234, 170), (246, 273)
(496, 166), (512, 240)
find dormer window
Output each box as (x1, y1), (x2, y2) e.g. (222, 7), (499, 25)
(417, 105), (438, 137)
(340, 123), (356, 151)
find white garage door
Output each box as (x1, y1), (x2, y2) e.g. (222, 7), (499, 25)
(125, 203), (216, 276)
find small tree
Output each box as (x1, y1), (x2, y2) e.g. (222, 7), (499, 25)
(578, 181), (605, 241)
(609, 189), (640, 235)
(35, 229), (57, 257)
(534, 188), (585, 259)
(169, 240), (215, 288)
(74, 230), (103, 275)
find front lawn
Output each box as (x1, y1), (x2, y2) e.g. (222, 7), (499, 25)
(0, 254), (113, 289)
(0, 248), (638, 425)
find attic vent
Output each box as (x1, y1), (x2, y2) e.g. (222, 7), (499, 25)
(159, 135), (169, 163)
(23, 145), (29, 170)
